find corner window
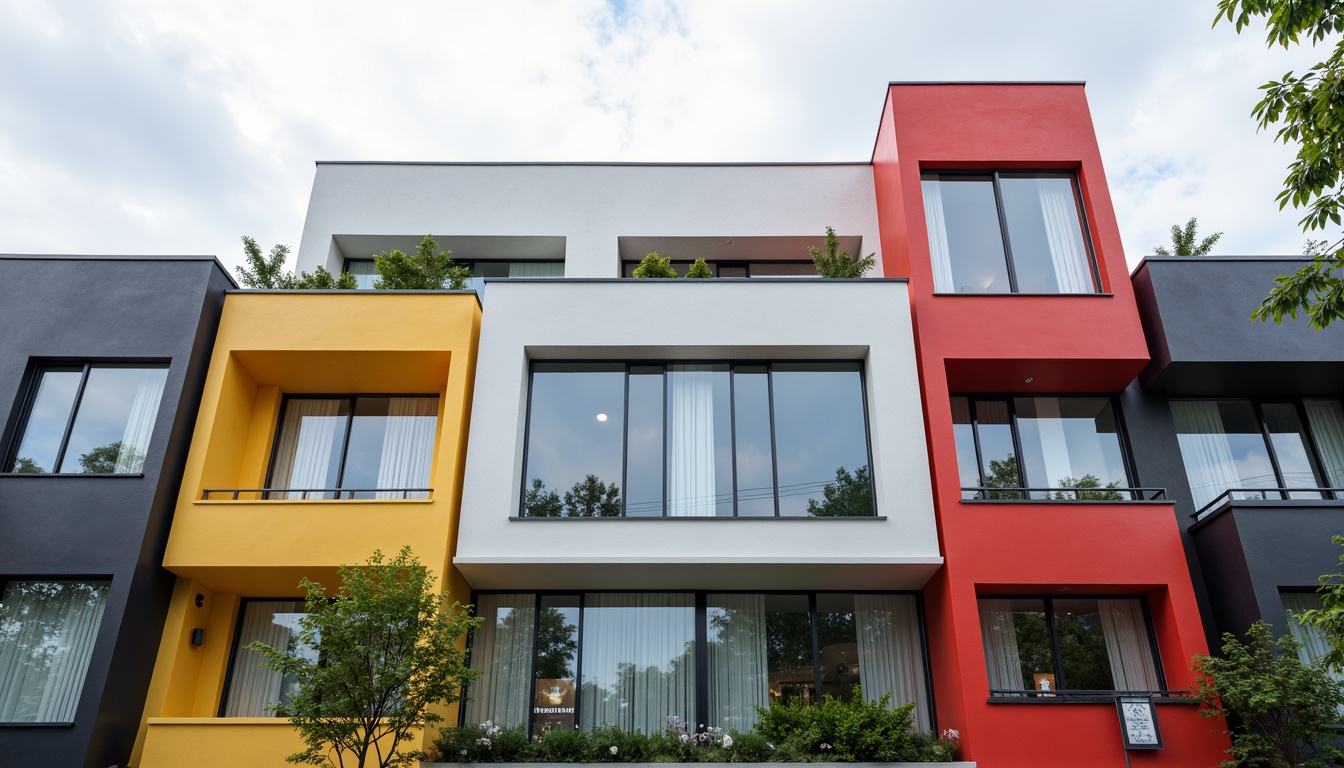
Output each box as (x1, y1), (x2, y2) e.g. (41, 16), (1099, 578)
(921, 172), (1098, 294)
(221, 599), (315, 717)
(266, 395), (438, 499)
(0, 579), (111, 722)
(978, 596), (1162, 696)
(521, 363), (873, 517)
(465, 591), (928, 735)
(951, 396), (1131, 500)
(6, 364), (168, 474)
(1172, 398), (1344, 510)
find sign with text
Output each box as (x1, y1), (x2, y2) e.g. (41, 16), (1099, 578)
(1115, 695), (1163, 750)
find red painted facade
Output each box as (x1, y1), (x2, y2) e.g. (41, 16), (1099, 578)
(873, 84), (1228, 766)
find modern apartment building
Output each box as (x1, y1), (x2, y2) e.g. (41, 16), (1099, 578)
(17, 81), (1342, 768)
(0, 255), (232, 768)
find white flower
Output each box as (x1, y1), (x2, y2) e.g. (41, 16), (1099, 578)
(459, 750), (468, 757)
(941, 728), (960, 742)
(723, 735), (733, 749)
(820, 743), (832, 751)
(475, 737), (492, 749)
(767, 743), (775, 751)
(610, 746), (619, 755)
(680, 734), (690, 743)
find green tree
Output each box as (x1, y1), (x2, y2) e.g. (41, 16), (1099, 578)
(236, 236), (297, 289)
(1217, 1), (1344, 329)
(1052, 474), (1125, 501)
(373, 235), (472, 290)
(808, 226), (876, 278)
(11, 457), (43, 473)
(1191, 620), (1344, 768)
(563, 475), (621, 517)
(631, 252), (677, 278)
(522, 478), (564, 517)
(984, 454), (1023, 500)
(234, 235), (357, 290)
(78, 441), (144, 473)
(1296, 534), (1344, 669)
(684, 257), (713, 278)
(806, 465), (874, 517)
(249, 547), (481, 768)
(1153, 217), (1223, 256)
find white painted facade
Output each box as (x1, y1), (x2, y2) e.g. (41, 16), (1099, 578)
(454, 279), (940, 591)
(295, 162), (883, 278)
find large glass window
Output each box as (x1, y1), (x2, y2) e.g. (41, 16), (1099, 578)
(344, 258), (564, 293)
(1172, 398), (1344, 510)
(221, 600), (315, 717)
(921, 172), (1098, 294)
(951, 395), (1131, 500)
(1282, 591), (1344, 710)
(0, 579), (111, 723)
(978, 596), (1162, 696)
(522, 363), (873, 517)
(465, 592), (928, 735)
(267, 395), (438, 499)
(621, 260), (818, 278)
(6, 364), (168, 474)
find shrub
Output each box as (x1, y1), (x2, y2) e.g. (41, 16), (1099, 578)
(535, 725), (594, 763)
(632, 252), (678, 278)
(1192, 620), (1344, 768)
(808, 226), (875, 278)
(755, 687), (917, 762)
(685, 258), (713, 278)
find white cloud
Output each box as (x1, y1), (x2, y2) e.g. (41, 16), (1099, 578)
(0, 0), (1333, 275)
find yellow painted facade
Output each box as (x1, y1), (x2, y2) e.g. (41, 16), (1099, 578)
(134, 292), (480, 767)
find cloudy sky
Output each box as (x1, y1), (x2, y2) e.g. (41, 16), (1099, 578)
(0, 1), (1330, 277)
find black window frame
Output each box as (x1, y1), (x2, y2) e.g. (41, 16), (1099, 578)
(978, 593), (1167, 699)
(218, 596), (316, 717)
(1173, 397), (1344, 507)
(920, 170), (1103, 295)
(518, 360), (876, 518)
(953, 393), (1142, 501)
(463, 588), (933, 736)
(620, 259), (820, 278)
(2, 360), (170, 476)
(342, 258), (565, 289)
(262, 392), (440, 498)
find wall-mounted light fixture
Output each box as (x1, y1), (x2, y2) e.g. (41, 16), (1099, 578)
(190, 628), (205, 647)
(195, 593), (205, 608)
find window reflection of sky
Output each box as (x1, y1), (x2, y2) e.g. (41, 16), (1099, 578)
(525, 370), (626, 499)
(772, 368), (869, 516)
(11, 370), (81, 472)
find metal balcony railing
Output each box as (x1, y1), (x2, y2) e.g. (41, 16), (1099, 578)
(962, 486), (1167, 502)
(200, 488), (432, 501)
(988, 688), (1191, 702)
(1192, 487), (1344, 520)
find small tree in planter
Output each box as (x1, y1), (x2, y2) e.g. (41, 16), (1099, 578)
(250, 547), (481, 768)
(685, 258), (713, 278)
(809, 226), (876, 278)
(374, 235), (472, 290)
(632, 252), (677, 278)
(235, 236), (358, 289)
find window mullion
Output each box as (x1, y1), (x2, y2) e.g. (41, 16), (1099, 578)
(1294, 399), (1331, 497)
(968, 398), (987, 499)
(1252, 400), (1290, 500)
(332, 397), (356, 498)
(728, 368), (739, 517)
(1044, 597), (1067, 691)
(52, 364), (92, 473)
(992, 171), (1020, 293)
(1006, 397), (1029, 499)
(767, 365), (781, 517)
(525, 594), (543, 738)
(694, 593), (709, 729)
(621, 367), (631, 517)
(809, 593), (821, 701)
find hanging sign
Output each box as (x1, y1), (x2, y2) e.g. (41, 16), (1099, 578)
(1115, 695), (1163, 750)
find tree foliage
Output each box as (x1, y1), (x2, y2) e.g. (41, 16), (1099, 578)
(522, 478), (564, 517)
(1217, 1), (1344, 328)
(806, 465), (874, 517)
(562, 474), (622, 517)
(249, 547), (480, 768)
(77, 441), (141, 473)
(1153, 217), (1223, 256)
(1295, 534), (1344, 670)
(373, 235), (472, 290)
(809, 226), (876, 278)
(235, 236), (356, 290)
(1191, 620), (1344, 768)
(631, 252), (678, 278)
(685, 257), (713, 278)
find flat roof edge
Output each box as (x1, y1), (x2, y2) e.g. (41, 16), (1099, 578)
(886, 80), (1087, 86)
(314, 160), (874, 168)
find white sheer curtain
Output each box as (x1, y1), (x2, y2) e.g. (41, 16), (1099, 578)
(707, 594), (768, 732)
(921, 180), (955, 293)
(508, 262), (564, 277)
(1038, 183), (1093, 293)
(855, 594), (930, 731)
(114, 369), (166, 473)
(0, 581), (110, 723)
(375, 397), (438, 499)
(1305, 400), (1344, 492)
(1097, 599), (1161, 692)
(667, 366), (717, 517)
(1171, 401), (1242, 508)
(271, 399), (344, 499)
(979, 599), (1022, 693)
(223, 601), (311, 717)
(581, 594), (695, 734)
(464, 594), (535, 728)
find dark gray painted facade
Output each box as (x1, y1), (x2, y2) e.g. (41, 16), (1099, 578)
(0, 256), (231, 768)
(1128, 256), (1344, 645)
